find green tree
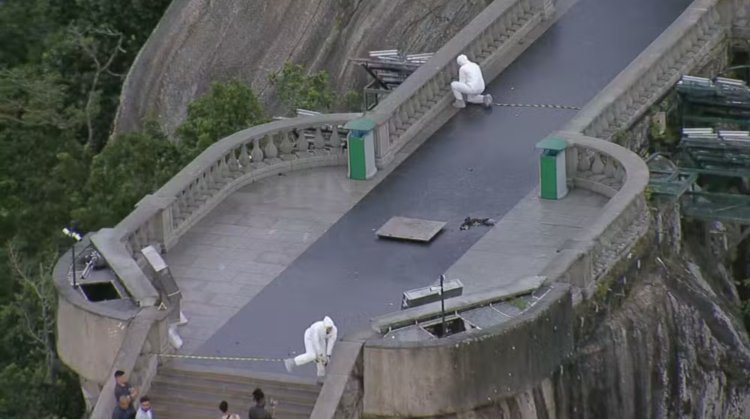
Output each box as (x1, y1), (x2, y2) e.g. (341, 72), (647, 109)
(177, 80), (267, 158)
(269, 62), (335, 114)
(0, 67), (86, 251)
(0, 1), (173, 417)
(75, 121), (183, 230)
(0, 245), (84, 418)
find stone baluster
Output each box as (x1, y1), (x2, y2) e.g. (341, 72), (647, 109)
(493, 15), (509, 42)
(227, 147), (241, 174)
(291, 129), (305, 153)
(329, 127), (341, 151)
(251, 138), (264, 164)
(171, 193), (184, 224)
(388, 118), (398, 145)
(406, 98), (418, 122)
(478, 30), (494, 59)
(206, 164), (220, 192)
(279, 130), (294, 156)
(193, 176), (206, 201)
(581, 148), (594, 172)
(604, 155), (616, 178)
(591, 153), (604, 175)
(313, 127), (326, 150)
(263, 133), (279, 161)
(239, 143), (251, 171)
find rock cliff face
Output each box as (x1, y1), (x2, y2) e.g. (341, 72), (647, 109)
(114, 0), (492, 135)
(557, 256), (750, 419)
(464, 247), (750, 418)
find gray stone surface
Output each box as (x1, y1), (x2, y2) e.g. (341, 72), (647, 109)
(375, 216), (446, 242)
(362, 286), (574, 417)
(445, 187), (608, 294)
(114, 0), (495, 135)
(191, 0), (690, 378)
(165, 166), (373, 354)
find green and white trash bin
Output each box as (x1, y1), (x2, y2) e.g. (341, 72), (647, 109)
(344, 118), (377, 180)
(535, 137), (569, 200)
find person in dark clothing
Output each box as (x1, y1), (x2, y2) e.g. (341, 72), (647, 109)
(112, 395), (136, 419)
(114, 370), (138, 406)
(247, 388), (272, 419)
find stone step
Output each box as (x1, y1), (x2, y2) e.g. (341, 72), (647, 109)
(151, 376), (319, 406)
(151, 398), (310, 419)
(147, 364), (320, 419)
(149, 383), (314, 417)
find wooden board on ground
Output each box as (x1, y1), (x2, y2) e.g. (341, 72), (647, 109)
(376, 216), (446, 242)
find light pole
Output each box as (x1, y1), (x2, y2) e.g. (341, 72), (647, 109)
(62, 226), (82, 287)
(440, 274), (446, 337)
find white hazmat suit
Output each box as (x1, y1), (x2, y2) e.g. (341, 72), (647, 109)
(451, 54), (492, 108)
(284, 316), (337, 377)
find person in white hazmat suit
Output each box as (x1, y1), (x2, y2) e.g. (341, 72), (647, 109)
(284, 316), (338, 378)
(451, 54), (493, 108)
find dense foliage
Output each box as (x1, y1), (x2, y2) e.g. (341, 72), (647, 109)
(1, 1), (341, 415)
(269, 62), (336, 114)
(0, 0), (173, 417)
(177, 80), (268, 158)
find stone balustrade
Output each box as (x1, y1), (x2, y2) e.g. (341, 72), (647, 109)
(122, 113), (359, 256)
(357, 130), (649, 417)
(369, 0), (554, 167)
(53, 113), (359, 416)
(565, 0), (731, 140)
(553, 132), (650, 290)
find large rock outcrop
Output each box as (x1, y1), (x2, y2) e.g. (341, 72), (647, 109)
(464, 250), (750, 418)
(114, 0), (493, 135)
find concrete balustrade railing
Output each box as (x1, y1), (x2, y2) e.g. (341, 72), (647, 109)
(358, 131), (649, 417)
(565, 0), (731, 139)
(368, 0), (554, 167)
(549, 132), (650, 292)
(124, 113), (359, 255)
(53, 114), (359, 417)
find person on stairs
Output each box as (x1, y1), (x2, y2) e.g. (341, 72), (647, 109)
(217, 400), (240, 419)
(248, 388), (273, 419)
(451, 54), (493, 108)
(135, 396), (153, 419)
(284, 316), (338, 379)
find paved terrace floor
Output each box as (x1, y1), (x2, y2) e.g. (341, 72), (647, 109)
(165, 0), (692, 376)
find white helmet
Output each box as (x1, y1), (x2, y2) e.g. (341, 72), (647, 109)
(456, 54), (469, 66)
(323, 316), (334, 329)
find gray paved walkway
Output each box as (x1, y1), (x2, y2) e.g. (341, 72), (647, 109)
(165, 167), (374, 353)
(446, 187), (607, 294)
(173, 0), (692, 376)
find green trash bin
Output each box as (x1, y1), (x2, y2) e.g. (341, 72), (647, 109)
(535, 137), (569, 200)
(344, 118), (377, 180)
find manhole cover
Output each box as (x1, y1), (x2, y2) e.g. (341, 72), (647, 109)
(376, 216), (446, 242)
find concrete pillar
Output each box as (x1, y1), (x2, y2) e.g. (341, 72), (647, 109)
(80, 376), (102, 414)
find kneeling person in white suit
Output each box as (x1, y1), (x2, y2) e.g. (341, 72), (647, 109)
(451, 54), (493, 108)
(284, 316), (337, 378)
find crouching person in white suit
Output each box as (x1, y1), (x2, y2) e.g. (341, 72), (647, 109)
(284, 316), (337, 378)
(451, 54), (493, 108)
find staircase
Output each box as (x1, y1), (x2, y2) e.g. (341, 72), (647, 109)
(147, 362), (320, 418)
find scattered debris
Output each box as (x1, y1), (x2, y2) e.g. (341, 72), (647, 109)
(459, 217), (496, 230)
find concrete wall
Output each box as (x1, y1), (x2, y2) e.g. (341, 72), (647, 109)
(362, 287), (573, 418)
(56, 297), (130, 384)
(565, 0), (732, 140)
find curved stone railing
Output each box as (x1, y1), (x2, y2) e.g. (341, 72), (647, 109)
(565, 0), (731, 139)
(54, 113), (359, 416)
(553, 131), (650, 291)
(363, 286), (573, 417)
(358, 131), (650, 417)
(122, 113), (359, 256)
(369, 0), (554, 167)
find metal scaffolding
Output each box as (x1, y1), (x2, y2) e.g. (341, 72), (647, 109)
(349, 49), (434, 110)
